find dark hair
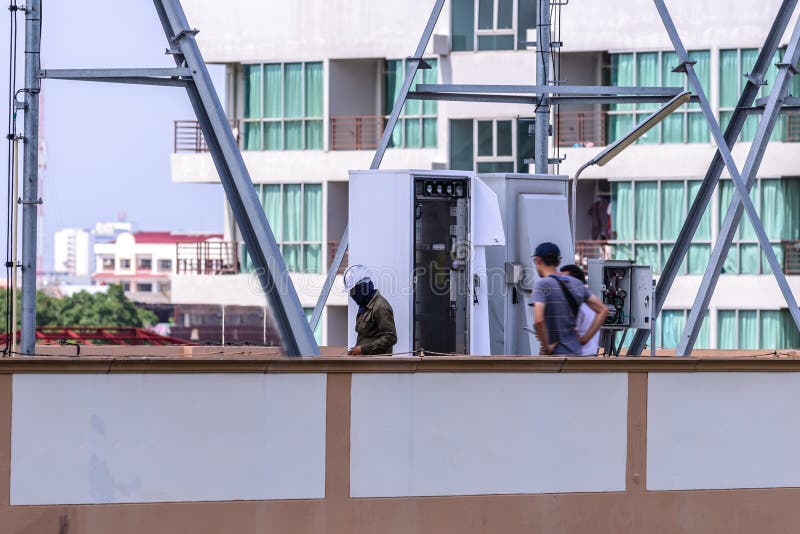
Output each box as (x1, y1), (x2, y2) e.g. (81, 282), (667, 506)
(539, 253), (561, 267)
(560, 264), (586, 284)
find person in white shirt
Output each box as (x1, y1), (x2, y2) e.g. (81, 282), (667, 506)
(560, 264), (601, 356)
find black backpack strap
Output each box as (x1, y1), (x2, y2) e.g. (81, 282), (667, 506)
(549, 275), (579, 317)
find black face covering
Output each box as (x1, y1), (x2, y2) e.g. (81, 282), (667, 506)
(350, 279), (376, 315)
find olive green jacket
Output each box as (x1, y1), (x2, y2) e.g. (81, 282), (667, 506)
(355, 291), (398, 355)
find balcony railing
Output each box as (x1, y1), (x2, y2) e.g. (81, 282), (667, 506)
(556, 111), (607, 148)
(330, 116), (385, 150)
(176, 241), (239, 275)
(327, 241), (349, 274)
(174, 120), (240, 153)
(784, 241), (800, 275)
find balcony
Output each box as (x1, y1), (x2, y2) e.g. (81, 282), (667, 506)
(330, 116), (385, 150)
(784, 241), (800, 275)
(327, 241), (348, 274)
(176, 241), (239, 275)
(174, 120), (241, 153)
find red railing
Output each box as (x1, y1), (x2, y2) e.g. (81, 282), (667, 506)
(784, 241), (800, 275)
(176, 241), (239, 275)
(575, 240), (612, 269)
(784, 114), (800, 142)
(330, 116), (385, 150)
(328, 241), (348, 274)
(174, 120), (240, 153)
(556, 111), (607, 148)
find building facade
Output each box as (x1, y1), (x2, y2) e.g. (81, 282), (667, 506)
(53, 228), (91, 277)
(171, 0), (800, 350)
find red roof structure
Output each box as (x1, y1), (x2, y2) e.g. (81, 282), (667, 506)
(1, 327), (195, 346)
(132, 232), (223, 244)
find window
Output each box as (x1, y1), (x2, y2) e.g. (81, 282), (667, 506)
(449, 117), (534, 173)
(243, 183), (323, 274)
(610, 179), (711, 274)
(121, 281), (131, 291)
(451, 0), (537, 52)
(385, 58), (438, 148)
(717, 178), (800, 274)
(656, 309), (710, 349)
(120, 258), (131, 270)
(608, 50), (710, 144)
(137, 282), (153, 293)
(718, 309), (800, 349)
(158, 259), (172, 272)
(137, 255), (152, 271)
(719, 48), (800, 143)
(101, 256), (114, 271)
(158, 281), (171, 294)
(242, 62), (323, 151)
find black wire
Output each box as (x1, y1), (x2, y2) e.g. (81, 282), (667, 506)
(4, 1), (19, 355)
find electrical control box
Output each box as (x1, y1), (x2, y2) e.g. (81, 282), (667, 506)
(587, 259), (653, 331)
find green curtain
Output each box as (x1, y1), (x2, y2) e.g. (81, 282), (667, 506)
(284, 121), (303, 150)
(661, 310), (685, 349)
(283, 185), (302, 242)
(635, 244), (659, 272)
(635, 181), (658, 240)
(262, 184), (282, 241)
(304, 63), (323, 117)
(610, 54), (634, 112)
(661, 114), (684, 143)
(719, 49), (739, 109)
(689, 50), (710, 110)
(740, 243), (759, 274)
(782, 310), (800, 348)
(612, 181), (633, 240)
(661, 243), (687, 275)
(611, 243), (633, 261)
(764, 50), (786, 141)
(607, 113), (633, 144)
(405, 119), (421, 148)
(661, 181), (684, 241)
(284, 63), (303, 118)
(637, 53), (659, 111)
(718, 310), (738, 349)
(284, 245), (301, 272)
(264, 64), (282, 119)
(303, 184), (322, 242)
(303, 63), (324, 150)
(405, 67), (422, 116)
(688, 112), (709, 143)
(687, 244), (711, 275)
(762, 244), (784, 275)
(783, 179), (800, 240)
(423, 118), (437, 148)
(423, 59), (438, 116)
(738, 310), (758, 349)
(243, 122), (262, 151)
(385, 60), (404, 147)
(696, 312), (710, 349)
(303, 308), (323, 343)
(761, 179), (784, 240)
(265, 122), (282, 150)
(760, 310), (783, 349)
(243, 65), (262, 118)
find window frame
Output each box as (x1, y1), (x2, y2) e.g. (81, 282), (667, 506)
(474, 0), (517, 42)
(157, 258), (173, 272)
(385, 58), (439, 149)
(241, 61), (324, 151)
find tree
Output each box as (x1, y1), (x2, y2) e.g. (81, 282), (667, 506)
(0, 284), (157, 330)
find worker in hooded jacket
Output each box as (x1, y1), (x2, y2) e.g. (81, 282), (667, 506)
(344, 265), (397, 355)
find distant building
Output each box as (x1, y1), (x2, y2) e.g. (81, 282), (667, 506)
(53, 228), (91, 277)
(91, 220), (134, 244)
(92, 231), (225, 303)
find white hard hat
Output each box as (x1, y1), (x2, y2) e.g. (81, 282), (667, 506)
(343, 264), (372, 291)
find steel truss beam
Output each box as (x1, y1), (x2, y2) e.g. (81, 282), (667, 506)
(40, 67), (192, 86)
(653, 0), (800, 356)
(309, 0), (446, 331)
(628, 0), (798, 355)
(407, 91), (697, 105)
(416, 83), (684, 95)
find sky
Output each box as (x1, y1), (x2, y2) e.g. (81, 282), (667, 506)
(1, 0), (226, 271)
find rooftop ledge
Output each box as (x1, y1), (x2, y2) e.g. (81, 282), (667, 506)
(1, 347), (799, 373)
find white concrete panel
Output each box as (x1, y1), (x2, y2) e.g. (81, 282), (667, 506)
(11, 373), (327, 505)
(351, 372), (628, 497)
(648, 373), (800, 491)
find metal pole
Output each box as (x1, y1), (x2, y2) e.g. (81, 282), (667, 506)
(571, 161), (591, 248)
(11, 139), (20, 354)
(628, 0), (797, 355)
(677, 14), (800, 355)
(652, 0), (800, 355)
(534, 0), (552, 174)
(20, 0), (41, 355)
(309, 0), (445, 332)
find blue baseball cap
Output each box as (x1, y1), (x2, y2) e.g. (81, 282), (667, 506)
(533, 242), (561, 258)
